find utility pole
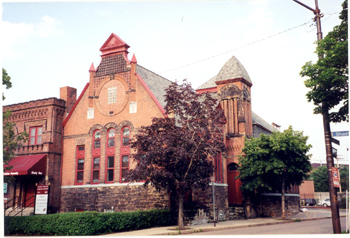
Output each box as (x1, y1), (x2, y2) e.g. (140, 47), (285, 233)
(293, 0), (341, 234)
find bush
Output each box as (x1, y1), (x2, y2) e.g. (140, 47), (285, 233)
(5, 209), (176, 236)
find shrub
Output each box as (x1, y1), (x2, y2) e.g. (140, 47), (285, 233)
(5, 209), (176, 236)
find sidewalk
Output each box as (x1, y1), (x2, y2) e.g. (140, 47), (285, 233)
(102, 208), (348, 236)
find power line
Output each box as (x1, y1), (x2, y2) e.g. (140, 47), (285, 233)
(160, 14), (337, 75)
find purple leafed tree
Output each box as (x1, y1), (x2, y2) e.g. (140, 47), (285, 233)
(128, 80), (226, 229)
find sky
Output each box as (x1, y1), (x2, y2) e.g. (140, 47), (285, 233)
(1, 0), (348, 165)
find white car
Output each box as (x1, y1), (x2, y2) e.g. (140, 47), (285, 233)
(318, 198), (331, 207)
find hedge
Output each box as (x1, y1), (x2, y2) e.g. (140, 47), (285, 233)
(4, 209), (177, 236)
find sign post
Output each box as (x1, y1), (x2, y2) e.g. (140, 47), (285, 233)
(34, 185), (50, 215)
(332, 167), (340, 188)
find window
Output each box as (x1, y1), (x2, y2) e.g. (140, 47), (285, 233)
(120, 126), (130, 182)
(94, 130), (101, 149)
(87, 108), (94, 119)
(92, 130), (101, 184)
(107, 129), (115, 147)
(92, 157), (100, 183)
(106, 156), (114, 182)
(76, 145), (85, 185)
(106, 128), (115, 183)
(108, 86), (117, 104)
(29, 126), (43, 145)
(129, 102), (137, 113)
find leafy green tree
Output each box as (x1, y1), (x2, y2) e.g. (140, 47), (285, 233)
(128, 80), (226, 229)
(310, 165), (329, 192)
(2, 68), (12, 101)
(311, 165), (349, 192)
(2, 69), (28, 175)
(300, 0), (348, 122)
(238, 126), (312, 219)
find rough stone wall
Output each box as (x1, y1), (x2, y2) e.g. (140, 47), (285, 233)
(257, 195), (300, 218)
(60, 184), (169, 212)
(189, 185), (229, 225)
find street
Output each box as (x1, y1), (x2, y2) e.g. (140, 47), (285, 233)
(184, 217), (348, 235)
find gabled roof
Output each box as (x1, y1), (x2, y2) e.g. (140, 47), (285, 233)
(136, 65), (173, 109)
(252, 111), (277, 133)
(197, 56), (251, 90)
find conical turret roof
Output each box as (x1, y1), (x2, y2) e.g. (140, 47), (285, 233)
(197, 56), (251, 90)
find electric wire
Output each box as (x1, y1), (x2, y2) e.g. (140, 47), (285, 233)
(160, 12), (339, 75)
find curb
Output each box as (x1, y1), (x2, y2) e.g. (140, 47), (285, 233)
(155, 215), (347, 236)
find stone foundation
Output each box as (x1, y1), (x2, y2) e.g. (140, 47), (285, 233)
(60, 184), (169, 212)
(257, 194), (300, 218)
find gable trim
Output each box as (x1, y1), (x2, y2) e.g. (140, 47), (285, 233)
(135, 73), (166, 117)
(62, 83), (90, 127)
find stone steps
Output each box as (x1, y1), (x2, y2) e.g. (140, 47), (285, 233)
(5, 207), (34, 216)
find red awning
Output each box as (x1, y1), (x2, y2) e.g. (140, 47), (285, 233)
(4, 154), (47, 176)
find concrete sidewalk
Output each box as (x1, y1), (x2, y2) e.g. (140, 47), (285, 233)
(102, 208), (348, 236)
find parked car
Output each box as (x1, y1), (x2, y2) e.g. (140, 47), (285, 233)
(318, 198), (331, 207)
(301, 199), (317, 206)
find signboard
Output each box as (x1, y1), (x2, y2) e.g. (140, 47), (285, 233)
(331, 137), (340, 146)
(332, 167), (340, 188)
(332, 147), (338, 158)
(332, 131), (349, 137)
(4, 183), (8, 193)
(34, 185), (49, 215)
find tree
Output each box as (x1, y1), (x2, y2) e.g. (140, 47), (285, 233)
(310, 165), (329, 192)
(300, 0), (348, 123)
(128, 80), (226, 229)
(238, 126), (312, 219)
(2, 69), (28, 175)
(311, 165), (349, 192)
(2, 68), (12, 101)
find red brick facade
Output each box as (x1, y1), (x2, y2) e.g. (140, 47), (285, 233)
(3, 97), (70, 213)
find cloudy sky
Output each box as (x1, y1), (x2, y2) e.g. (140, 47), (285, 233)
(1, 0), (348, 164)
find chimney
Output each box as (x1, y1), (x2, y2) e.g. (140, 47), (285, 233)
(60, 86), (77, 115)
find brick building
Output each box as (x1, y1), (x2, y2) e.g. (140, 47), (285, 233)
(3, 90), (76, 213)
(4, 33), (300, 220)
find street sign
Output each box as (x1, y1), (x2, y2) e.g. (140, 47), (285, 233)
(332, 131), (349, 137)
(332, 167), (340, 188)
(331, 137), (340, 146)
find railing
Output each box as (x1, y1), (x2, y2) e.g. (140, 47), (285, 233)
(4, 196), (18, 212)
(6, 195), (35, 216)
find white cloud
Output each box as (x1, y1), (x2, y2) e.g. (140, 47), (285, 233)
(1, 16), (63, 59)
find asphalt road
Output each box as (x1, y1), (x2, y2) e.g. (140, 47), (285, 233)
(185, 217), (348, 235)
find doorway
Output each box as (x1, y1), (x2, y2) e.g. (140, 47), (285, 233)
(227, 163), (243, 205)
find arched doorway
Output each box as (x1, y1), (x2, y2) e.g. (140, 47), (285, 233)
(227, 163), (243, 205)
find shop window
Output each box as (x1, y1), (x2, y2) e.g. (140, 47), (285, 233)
(120, 126), (130, 182)
(76, 145), (85, 185)
(29, 126), (43, 145)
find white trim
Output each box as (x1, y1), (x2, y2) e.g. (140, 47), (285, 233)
(209, 183), (228, 187)
(61, 182), (145, 189)
(261, 193), (300, 197)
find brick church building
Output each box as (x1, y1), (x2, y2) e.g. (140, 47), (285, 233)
(4, 33), (300, 220)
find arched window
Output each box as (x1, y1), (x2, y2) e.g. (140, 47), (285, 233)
(75, 145), (85, 185)
(106, 128), (115, 183)
(92, 130), (101, 184)
(120, 126), (130, 182)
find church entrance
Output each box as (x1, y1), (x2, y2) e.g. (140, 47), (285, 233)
(227, 163), (243, 205)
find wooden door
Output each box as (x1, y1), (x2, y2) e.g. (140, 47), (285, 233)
(25, 184), (36, 207)
(227, 163), (243, 205)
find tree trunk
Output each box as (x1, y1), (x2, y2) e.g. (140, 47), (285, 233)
(178, 194), (185, 230)
(281, 178), (286, 220)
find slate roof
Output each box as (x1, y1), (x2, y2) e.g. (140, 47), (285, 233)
(252, 111), (277, 133)
(197, 56), (251, 90)
(136, 65), (173, 109)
